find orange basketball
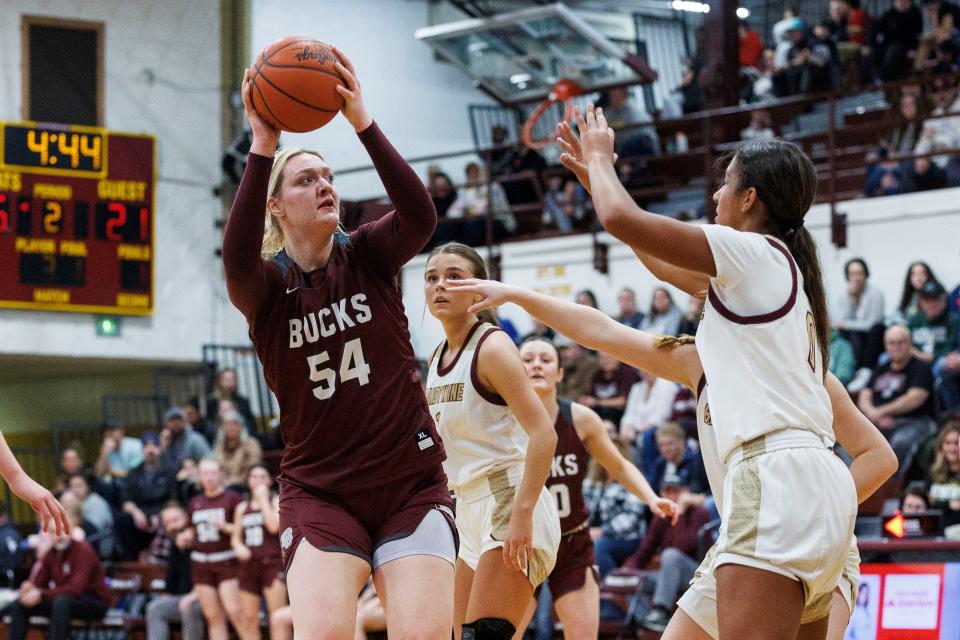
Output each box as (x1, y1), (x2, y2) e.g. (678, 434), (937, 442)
(250, 36), (345, 133)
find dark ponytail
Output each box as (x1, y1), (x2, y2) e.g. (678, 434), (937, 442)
(426, 242), (499, 326)
(733, 140), (830, 372)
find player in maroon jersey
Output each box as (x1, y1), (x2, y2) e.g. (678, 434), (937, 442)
(185, 459), (244, 640)
(231, 464), (288, 640)
(510, 337), (676, 639)
(224, 53), (455, 638)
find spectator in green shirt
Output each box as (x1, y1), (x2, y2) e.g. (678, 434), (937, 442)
(908, 281), (959, 363)
(829, 330), (857, 387)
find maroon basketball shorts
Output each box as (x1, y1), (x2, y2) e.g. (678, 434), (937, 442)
(277, 463), (456, 572)
(540, 527), (598, 599)
(190, 553), (239, 587)
(237, 555), (285, 595)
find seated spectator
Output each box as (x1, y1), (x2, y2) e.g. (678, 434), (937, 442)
(895, 261), (945, 323)
(620, 372), (678, 451)
(2, 528), (110, 640)
(646, 422), (710, 499)
(771, 8), (803, 72)
(617, 287), (645, 330)
(827, 0), (869, 82)
(213, 411), (263, 492)
(122, 432), (177, 558)
(521, 319), (555, 344)
(580, 353), (639, 429)
(625, 473), (713, 634)
(175, 457), (202, 507)
(598, 87), (659, 156)
(447, 162), (515, 243)
(865, 93), (925, 197)
(575, 289), (599, 309)
(833, 258), (886, 390)
(145, 502), (205, 640)
(677, 55), (704, 114)
(739, 20), (764, 69)
(914, 79), (960, 187)
(858, 325), (937, 473)
(543, 174), (586, 232)
(184, 398), (215, 445)
(901, 481), (931, 513)
(677, 296), (704, 336)
(583, 445), (647, 577)
(556, 336), (599, 400)
(0, 502), (23, 586)
(65, 474), (114, 559)
(917, 0), (960, 69)
(54, 446), (86, 494)
(773, 17), (816, 97)
(928, 419), (960, 526)
(93, 420), (143, 483)
(161, 406), (211, 471)
(487, 124), (547, 207)
(908, 281), (960, 415)
(908, 280), (959, 365)
(206, 368), (256, 434)
(809, 21), (842, 91)
(829, 329), (858, 387)
(871, 0), (923, 81)
(740, 109), (776, 141)
(641, 287), (683, 337)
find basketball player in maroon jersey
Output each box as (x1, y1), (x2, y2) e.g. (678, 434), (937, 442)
(225, 52), (455, 638)
(512, 337), (676, 639)
(186, 459), (244, 640)
(231, 464), (288, 640)
(0, 430), (69, 535)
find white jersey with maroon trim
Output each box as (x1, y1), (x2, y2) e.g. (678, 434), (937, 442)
(695, 225), (833, 464)
(695, 378), (727, 514)
(426, 322), (526, 494)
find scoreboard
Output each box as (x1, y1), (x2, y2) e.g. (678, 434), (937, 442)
(0, 122), (155, 316)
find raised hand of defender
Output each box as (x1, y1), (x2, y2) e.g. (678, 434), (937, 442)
(332, 47), (373, 132)
(503, 508), (534, 573)
(574, 105), (616, 165)
(557, 119), (618, 195)
(9, 474), (70, 536)
(241, 68), (281, 155)
(446, 278), (516, 314)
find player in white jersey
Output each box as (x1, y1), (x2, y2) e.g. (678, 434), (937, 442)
(448, 278), (897, 639)
(552, 105), (853, 638)
(424, 242), (561, 640)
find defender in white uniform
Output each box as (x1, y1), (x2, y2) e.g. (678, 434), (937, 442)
(696, 226), (857, 607)
(424, 243), (560, 640)
(444, 269), (896, 639)
(677, 378), (862, 639)
(427, 320), (561, 586)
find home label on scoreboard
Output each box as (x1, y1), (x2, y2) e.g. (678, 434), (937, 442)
(0, 122), (155, 316)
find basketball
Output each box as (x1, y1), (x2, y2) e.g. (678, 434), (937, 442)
(250, 36), (345, 133)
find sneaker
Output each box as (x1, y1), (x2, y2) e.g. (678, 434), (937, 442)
(640, 606), (670, 633)
(847, 367), (873, 394)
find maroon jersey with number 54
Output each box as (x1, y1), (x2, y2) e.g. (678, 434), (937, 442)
(222, 122), (445, 495)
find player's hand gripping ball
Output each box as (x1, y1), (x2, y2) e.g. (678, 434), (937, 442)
(249, 36), (346, 132)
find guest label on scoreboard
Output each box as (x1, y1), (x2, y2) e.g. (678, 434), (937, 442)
(0, 122), (155, 315)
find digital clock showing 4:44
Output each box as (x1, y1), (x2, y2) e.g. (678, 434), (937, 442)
(2, 124), (104, 175)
